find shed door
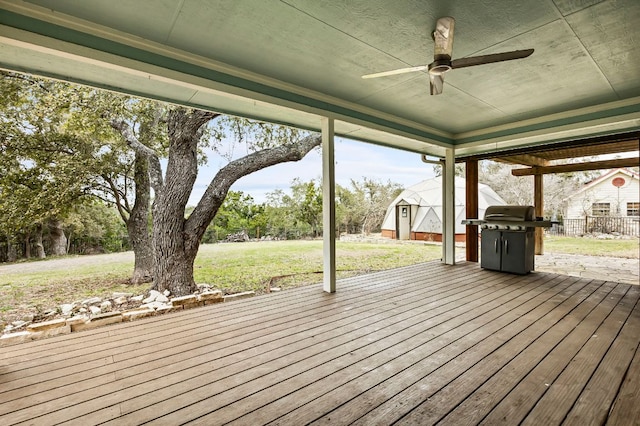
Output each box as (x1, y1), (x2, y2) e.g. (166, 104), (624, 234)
(397, 205), (411, 240)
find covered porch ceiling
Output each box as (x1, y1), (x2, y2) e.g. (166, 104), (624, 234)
(1, 0), (640, 159)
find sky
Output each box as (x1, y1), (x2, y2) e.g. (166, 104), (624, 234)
(188, 137), (437, 206)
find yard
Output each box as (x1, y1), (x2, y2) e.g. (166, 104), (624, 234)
(1, 237), (638, 327)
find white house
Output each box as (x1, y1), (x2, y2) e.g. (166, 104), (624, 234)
(381, 177), (506, 242)
(564, 168), (640, 219)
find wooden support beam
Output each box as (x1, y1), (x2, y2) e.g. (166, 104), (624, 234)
(512, 157), (639, 176)
(497, 154), (550, 167)
(465, 159), (479, 262)
(534, 174), (544, 256)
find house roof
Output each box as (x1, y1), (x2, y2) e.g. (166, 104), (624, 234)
(1, 0), (640, 159)
(566, 168), (640, 200)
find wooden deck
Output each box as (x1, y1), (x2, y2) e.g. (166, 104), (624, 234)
(1, 261), (639, 425)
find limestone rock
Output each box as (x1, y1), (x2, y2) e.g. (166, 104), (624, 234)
(155, 294), (169, 303)
(89, 306), (102, 315)
(198, 290), (223, 303)
(100, 300), (112, 312)
(143, 290), (162, 304)
(0, 331), (31, 347)
(71, 312), (122, 332)
(140, 301), (169, 310)
(131, 295), (144, 302)
(171, 295), (198, 306)
(122, 308), (155, 322)
(82, 297), (102, 306)
(224, 291), (255, 302)
(60, 303), (74, 316)
(113, 296), (128, 305)
(66, 316), (88, 326)
(27, 318), (67, 332)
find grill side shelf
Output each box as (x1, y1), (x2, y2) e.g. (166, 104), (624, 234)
(461, 219), (557, 228)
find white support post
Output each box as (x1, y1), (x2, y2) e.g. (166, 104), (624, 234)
(322, 117), (336, 293)
(442, 147), (456, 265)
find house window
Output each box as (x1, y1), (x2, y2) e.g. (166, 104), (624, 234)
(627, 202), (640, 216)
(592, 202), (610, 216)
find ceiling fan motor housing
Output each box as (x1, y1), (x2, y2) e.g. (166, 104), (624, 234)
(428, 55), (452, 75)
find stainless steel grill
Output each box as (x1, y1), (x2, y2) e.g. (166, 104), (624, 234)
(462, 205), (555, 274)
(481, 205), (535, 274)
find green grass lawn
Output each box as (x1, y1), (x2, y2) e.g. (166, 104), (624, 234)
(544, 236), (639, 258)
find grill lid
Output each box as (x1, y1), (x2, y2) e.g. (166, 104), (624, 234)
(484, 205), (535, 222)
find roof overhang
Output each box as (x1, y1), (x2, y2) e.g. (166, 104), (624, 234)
(1, 1), (640, 159)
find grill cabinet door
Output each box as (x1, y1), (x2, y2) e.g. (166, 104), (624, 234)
(500, 231), (533, 274)
(480, 229), (502, 271)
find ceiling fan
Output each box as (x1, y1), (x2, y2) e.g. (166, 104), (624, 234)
(362, 16), (534, 95)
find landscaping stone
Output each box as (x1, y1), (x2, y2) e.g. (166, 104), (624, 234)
(122, 308), (155, 322)
(100, 300), (112, 312)
(2, 278), (284, 346)
(143, 290), (162, 304)
(155, 305), (174, 314)
(198, 290), (223, 302)
(27, 318), (66, 332)
(0, 331), (32, 347)
(71, 312), (122, 332)
(140, 301), (169, 310)
(224, 291), (255, 302)
(82, 297), (102, 306)
(66, 316), (88, 326)
(171, 295), (198, 306)
(181, 301), (204, 310)
(113, 296), (128, 305)
(60, 304), (74, 316)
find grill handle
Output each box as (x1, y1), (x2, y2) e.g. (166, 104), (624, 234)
(494, 238), (499, 253)
(504, 239), (508, 254)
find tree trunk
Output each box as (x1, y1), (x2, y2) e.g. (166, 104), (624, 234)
(34, 224), (45, 259)
(128, 153), (153, 284)
(48, 219), (67, 256)
(150, 109), (208, 295)
(24, 232), (31, 259)
(6, 235), (17, 262)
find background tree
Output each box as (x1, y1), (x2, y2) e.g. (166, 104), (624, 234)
(203, 191), (267, 241)
(0, 72), (161, 282)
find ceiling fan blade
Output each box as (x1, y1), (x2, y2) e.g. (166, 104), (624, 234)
(362, 65), (429, 79)
(451, 48), (534, 69)
(433, 16), (455, 58)
(430, 74), (444, 95)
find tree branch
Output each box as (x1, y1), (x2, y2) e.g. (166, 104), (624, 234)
(185, 134), (321, 239)
(109, 118), (164, 191)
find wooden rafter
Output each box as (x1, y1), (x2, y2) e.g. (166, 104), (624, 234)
(511, 157), (640, 176)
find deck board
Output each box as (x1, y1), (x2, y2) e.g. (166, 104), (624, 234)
(0, 261), (637, 425)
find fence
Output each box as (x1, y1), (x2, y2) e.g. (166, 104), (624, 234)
(548, 216), (640, 237)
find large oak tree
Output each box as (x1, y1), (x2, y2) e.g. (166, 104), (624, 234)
(114, 108), (321, 295)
